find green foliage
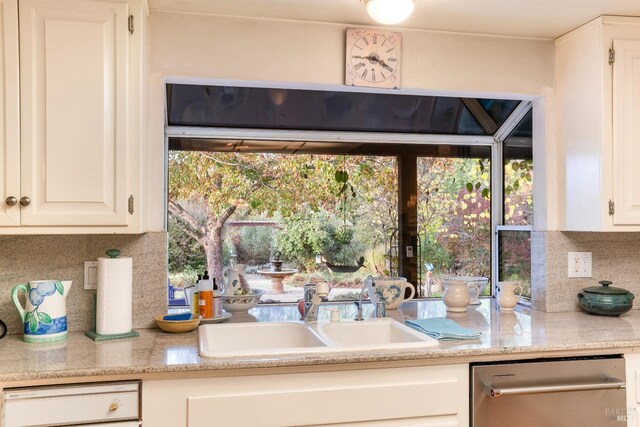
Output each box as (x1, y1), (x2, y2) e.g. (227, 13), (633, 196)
(417, 157), (491, 278)
(168, 216), (207, 273)
(275, 210), (335, 271)
(169, 151), (399, 277)
(168, 265), (199, 288)
(504, 159), (533, 225)
(232, 226), (273, 264)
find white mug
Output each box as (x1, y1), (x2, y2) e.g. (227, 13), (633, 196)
(497, 281), (523, 311)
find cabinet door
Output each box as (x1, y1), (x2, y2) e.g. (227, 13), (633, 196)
(613, 39), (640, 225)
(143, 365), (469, 427)
(624, 354), (640, 426)
(19, 0), (130, 226)
(0, 0), (19, 226)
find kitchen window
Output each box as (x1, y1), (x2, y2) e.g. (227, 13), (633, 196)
(165, 82), (532, 305)
(496, 109), (533, 300)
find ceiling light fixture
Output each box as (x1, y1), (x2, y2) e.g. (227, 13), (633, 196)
(365, 0), (415, 25)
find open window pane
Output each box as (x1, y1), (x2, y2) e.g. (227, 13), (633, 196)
(504, 110), (533, 225)
(498, 229), (532, 299)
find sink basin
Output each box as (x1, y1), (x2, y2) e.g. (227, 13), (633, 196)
(198, 322), (329, 358)
(198, 318), (438, 358)
(317, 318), (439, 350)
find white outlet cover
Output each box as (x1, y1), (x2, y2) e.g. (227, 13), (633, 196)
(84, 261), (98, 290)
(568, 252), (592, 278)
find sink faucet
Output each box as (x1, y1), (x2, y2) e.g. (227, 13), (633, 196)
(303, 282), (330, 322)
(354, 283), (368, 321)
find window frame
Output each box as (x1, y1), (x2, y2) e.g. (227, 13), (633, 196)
(164, 79), (533, 303)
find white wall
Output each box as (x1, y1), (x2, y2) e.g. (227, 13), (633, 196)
(147, 12), (557, 231)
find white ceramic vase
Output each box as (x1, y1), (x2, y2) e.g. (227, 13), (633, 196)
(222, 264), (246, 296)
(497, 281), (523, 311)
(443, 280), (478, 312)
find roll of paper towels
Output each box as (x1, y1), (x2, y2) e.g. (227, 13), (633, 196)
(96, 256), (133, 335)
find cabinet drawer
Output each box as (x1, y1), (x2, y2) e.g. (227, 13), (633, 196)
(3, 381), (140, 427)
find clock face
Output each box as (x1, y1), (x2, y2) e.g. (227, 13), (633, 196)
(345, 29), (401, 89)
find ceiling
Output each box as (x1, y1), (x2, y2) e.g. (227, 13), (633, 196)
(149, 0), (640, 39)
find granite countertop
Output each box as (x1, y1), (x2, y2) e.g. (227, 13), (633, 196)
(2, 299), (640, 383)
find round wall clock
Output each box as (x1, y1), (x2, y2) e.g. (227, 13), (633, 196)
(345, 28), (401, 89)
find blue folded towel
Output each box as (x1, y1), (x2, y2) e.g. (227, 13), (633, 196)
(406, 317), (481, 341)
(163, 313), (193, 321)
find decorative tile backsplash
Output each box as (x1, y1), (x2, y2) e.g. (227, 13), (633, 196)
(532, 231), (640, 312)
(0, 232), (167, 335)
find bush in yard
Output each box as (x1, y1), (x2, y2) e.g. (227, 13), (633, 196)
(226, 225), (274, 265)
(168, 265), (199, 289)
(276, 210), (336, 271)
(168, 215), (207, 273)
(276, 208), (376, 272)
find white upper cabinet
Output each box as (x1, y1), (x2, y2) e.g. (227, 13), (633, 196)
(0, 0), (20, 227)
(612, 39), (640, 225)
(19, 0), (130, 226)
(0, 0), (146, 233)
(556, 16), (640, 231)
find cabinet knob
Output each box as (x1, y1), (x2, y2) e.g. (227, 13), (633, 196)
(5, 196), (17, 206)
(19, 196), (30, 207)
(109, 401), (120, 412)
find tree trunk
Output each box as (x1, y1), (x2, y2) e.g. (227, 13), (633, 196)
(203, 226), (225, 286)
(202, 204), (237, 286)
(170, 200), (237, 286)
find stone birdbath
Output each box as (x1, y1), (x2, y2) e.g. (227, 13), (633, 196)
(256, 268), (298, 294)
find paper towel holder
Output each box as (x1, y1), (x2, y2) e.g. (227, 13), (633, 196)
(85, 249), (139, 342)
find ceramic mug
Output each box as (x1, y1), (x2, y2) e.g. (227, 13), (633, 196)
(497, 281), (523, 311)
(365, 276), (415, 310)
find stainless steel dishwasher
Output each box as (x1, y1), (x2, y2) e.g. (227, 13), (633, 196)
(472, 356), (627, 426)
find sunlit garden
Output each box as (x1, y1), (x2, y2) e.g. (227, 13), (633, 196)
(167, 150), (532, 304)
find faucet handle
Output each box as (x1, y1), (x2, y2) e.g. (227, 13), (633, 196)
(375, 302), (386, 318)
(303, 283), (316, 302)
(354, 301), (364, 321)
(316, 282), (330, 298)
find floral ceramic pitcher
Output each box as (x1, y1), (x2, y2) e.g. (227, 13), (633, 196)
(222, 264), (246, 296)
(12, 280), (72, 343)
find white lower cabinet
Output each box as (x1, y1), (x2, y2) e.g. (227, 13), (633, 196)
(142, 365), (469, 427)
(2, 381), (141, 426)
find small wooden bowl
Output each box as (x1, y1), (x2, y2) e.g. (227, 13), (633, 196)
(155, 314), (200, 333)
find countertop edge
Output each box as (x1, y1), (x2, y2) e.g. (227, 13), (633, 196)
(2, 339), (640, 385)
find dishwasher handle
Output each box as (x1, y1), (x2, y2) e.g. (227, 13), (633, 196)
(487, 379), (626, 398)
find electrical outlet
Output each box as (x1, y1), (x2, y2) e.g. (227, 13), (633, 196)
(406, 246), (414, 258)
(84, 261), (98, 290)
(568, 252), (592, 278)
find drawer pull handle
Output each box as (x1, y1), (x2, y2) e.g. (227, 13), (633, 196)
(109, 402), (120, 411)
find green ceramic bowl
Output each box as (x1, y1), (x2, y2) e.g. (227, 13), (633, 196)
(577, 280), (634, 316)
